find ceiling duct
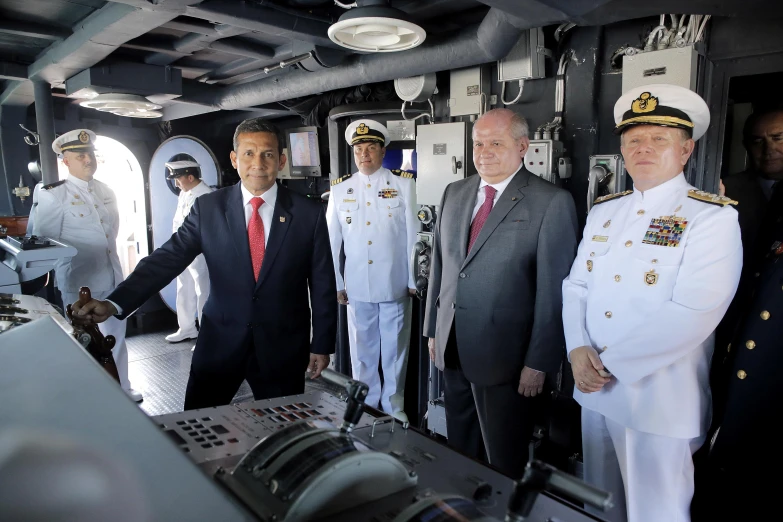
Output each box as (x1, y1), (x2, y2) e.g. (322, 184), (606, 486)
(328, 0), (426, 52)
(394, 73), (437, 102)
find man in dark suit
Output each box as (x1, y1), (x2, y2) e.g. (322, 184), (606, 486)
(423, 108), (578, 478)
(692, 181), (783, 521)
(73, 118), (336, 410)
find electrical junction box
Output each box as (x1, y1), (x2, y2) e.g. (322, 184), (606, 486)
(524, 140), (564, 184)
(448, 66), (491, 117)
(622, 45), (698, 93)
(498, 27), (546, 81)
(276, 148), (303, 179)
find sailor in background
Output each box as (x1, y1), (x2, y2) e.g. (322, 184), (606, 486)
(33, 129), (142, 402)
(326, 119), (418, 422)
(562, 85), (743, 522)
(164, 161), (214, 344)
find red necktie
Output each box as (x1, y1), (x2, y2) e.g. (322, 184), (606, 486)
(468, 185), (497, 253)
(248, 197), (265, 280)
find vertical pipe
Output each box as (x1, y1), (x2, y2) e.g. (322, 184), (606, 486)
(33, 81), (58, 185)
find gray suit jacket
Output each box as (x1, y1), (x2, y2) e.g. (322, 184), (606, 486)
(423, 169), (578, 387)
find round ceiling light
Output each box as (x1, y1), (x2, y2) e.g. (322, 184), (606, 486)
(328, 2), (425, 53)
(80, 94), (162, 118)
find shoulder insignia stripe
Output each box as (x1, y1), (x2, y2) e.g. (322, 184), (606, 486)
(330, 173), (352, 186)
(392, 169), (414, 179)
(43, 180), (66, 190)
(687, 189), (738, 207)
(593, 190), (633, 205)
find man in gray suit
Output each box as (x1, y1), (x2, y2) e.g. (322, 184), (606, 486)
(423, 108), (578, 478)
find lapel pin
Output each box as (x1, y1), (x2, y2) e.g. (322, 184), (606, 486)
(511, 197), (518, 201)
(279, 216), (286, 223)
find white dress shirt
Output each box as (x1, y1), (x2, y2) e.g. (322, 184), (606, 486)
(241, 181), (277, 247)
(471, 163), (521, 221)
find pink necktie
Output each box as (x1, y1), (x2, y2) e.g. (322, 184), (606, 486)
(248, 197), (265, 280)
(468, 185), (497, 253)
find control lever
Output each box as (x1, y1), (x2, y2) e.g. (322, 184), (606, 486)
(66, 286), (121, 383)
(319, 368), (369, 433)
(505, 460), (613, 521)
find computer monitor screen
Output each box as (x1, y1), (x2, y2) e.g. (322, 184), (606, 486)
(285, 126), (322, 177)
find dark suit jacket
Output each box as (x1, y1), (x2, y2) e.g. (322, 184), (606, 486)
(109, 182), (336, 383)
(423, 169), (578, 386)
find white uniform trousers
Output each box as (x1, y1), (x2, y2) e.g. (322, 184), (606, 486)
(346, 296), (411, 414)
(63, 290), (131, 392)
(175, 254), (210, 334)
(581, 408), (703, 522)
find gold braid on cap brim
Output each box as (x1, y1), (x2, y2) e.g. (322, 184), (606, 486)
(60, 144), (95, 152)
(617, 115), (694, 128)
(350, 135), (385, 145)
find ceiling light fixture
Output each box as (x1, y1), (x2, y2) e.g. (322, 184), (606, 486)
(328, 0), (425, 53)
(79, 94), (162, 119)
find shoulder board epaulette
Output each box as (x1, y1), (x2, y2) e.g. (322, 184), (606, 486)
(330, 173), (352, 186)
(687, 189), (738, 207)
(593, 190), (632, 206)
(43, 180), (66, 190)
(392, 169), (414, 179)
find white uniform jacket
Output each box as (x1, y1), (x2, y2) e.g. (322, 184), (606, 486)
(562, 174), (743, 439)
(173, 181), (214, 232)
(326, 167), (417, 303)
(33, 175), (123, 293)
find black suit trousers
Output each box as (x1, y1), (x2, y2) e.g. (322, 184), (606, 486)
(183, 340), (306, 410)
(442, 325), (539, 479)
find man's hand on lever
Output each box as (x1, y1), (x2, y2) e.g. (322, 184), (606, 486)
(308, 354), (330, 379)
(571, 346), (611, 393)
(71, 298), (118, 325)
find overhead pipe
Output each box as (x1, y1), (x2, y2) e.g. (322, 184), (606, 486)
(186, 7), (528, 110)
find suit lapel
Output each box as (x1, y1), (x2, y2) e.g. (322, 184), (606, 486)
(461, 170), (530, 269)
(225, 184), (254, 282)
(256, 184), (292, 289)
(457, 175), (482, 261)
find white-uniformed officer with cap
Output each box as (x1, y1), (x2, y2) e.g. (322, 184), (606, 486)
(562, 85), (743, 522)
(34, 129), (142, 402)
(326, 119), (417, 422)
(164, 160), (214, 344)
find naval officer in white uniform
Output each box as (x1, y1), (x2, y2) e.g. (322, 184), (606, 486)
(562, 85), (743, 522)
(164, 161), (214, 344)
(326, 119), (418, 422)
(34, 129), (142, 402)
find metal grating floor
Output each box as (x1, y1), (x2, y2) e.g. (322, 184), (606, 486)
(127, 329), (252, 416)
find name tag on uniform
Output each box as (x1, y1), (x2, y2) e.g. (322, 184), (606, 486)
(591, 235), (608, 242)
(70, 201), (85, 206)
(643, 215), (688, 247)
(378, 189), (398, 199)
(343, 198), (356, 203)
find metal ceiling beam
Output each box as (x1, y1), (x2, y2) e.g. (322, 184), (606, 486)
(0, 1), (203, 107)
(160, 18), (218, 35)
(0, 19), (71, 41)
(0, 62), (27, 82)
(185, 0), (338, 49)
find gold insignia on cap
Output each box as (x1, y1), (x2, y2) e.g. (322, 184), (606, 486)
(631, 92), (658, 114)
(78, 131), (90, 143)
(356, 123), (369, 135)
(644, 269), (658, 286)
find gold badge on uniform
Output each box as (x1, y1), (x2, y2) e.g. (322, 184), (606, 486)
(73, 194), (80, 199)
(587, 260), (593, 272)
(592, 235), (608, 242)
(346, 217), (352, 224)
(644, 269), (658, 286)
(603, 220), (611, 228)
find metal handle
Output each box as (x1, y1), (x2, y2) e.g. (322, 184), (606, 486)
(451, 156), (463, 174)
(586, 164), (610, 213)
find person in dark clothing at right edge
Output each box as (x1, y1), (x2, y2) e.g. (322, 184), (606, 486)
(692, 113), (783, 520)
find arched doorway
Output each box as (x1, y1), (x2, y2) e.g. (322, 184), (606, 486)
(57, 136), (149, 278)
